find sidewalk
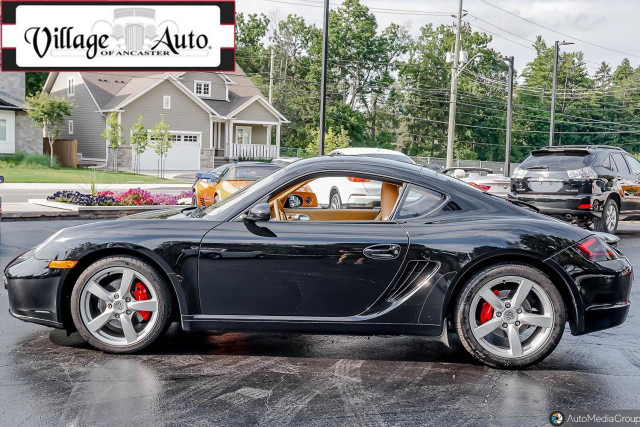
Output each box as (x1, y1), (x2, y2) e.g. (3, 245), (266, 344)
(1, 202), (77, 220)
(0, 183), (191, 190)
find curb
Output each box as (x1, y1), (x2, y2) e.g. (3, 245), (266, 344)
(2, 200), (181, 221)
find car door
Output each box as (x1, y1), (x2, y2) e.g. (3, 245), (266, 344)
(623, 154), (640, 212)
(198, 220), (409, 317)
(611, 153), (638, 212)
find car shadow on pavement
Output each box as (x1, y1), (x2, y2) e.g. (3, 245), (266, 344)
(45, 326), (478, 366)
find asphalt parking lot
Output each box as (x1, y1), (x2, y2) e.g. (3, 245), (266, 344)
(0, 219), (638, 426)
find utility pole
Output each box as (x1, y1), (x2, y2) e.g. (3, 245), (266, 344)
(446, 0), (464, 168)
(318, 0), (330, 156)
(549, 40), (574, 146)
(269, 47), (275, 104)
(504, 56), (514, 177)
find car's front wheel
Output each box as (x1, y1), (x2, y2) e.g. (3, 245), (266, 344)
(454, 263), (565, 369)
(70, 256), (172, 353)
(594, 198), (619, 234)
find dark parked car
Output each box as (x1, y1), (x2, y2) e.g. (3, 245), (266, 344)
(4, 157), (633, 368)
(510, 145), (640, 234)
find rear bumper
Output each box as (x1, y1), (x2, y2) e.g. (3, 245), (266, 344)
(509, 193), (606, 219)
(549, 248), (633, 336)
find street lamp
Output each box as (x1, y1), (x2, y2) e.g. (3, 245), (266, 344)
(502, 56), (514, 177)
(549, 40), (575, 146)
(318, 0), (330, 156)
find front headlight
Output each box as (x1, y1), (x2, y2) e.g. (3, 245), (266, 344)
(567, 167), (597, 180)
(512, 167), (526, 179)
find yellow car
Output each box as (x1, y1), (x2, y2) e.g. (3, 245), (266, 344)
(194, 162), (318, 208)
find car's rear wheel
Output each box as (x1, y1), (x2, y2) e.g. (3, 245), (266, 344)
(454, 263), (565, 369)
(70, 256), (172, 353)
(329, 190), (342, 209)
(594, 198), (618, 234)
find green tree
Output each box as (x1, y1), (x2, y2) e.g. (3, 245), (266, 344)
(149, 116), (172, 179)
(26, 73), (49, 97)
(594, 61), (612, 88)
(25, 92), (72, 167)
(236, 13), (270, 74)
(305, 127), (350, 156)
(101, 112), (124, 172)
(129, 116), (149, 175)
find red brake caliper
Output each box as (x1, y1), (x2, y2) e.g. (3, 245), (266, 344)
(133, 282), (151, 321)
(479, 289), (500, 324)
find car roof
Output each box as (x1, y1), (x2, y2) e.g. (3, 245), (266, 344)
(329, 147), (411, 157)
(286, 155), (423, 176)
(533, 145), (626, 153)
(229, 161), (280, 168)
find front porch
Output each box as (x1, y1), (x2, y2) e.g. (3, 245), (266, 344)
(202, 119), (282, 169)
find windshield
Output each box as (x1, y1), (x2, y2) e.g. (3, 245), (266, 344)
(520, 152), (593, 171)
(197, 166), (289, 219)
(237, 166), (280, 180)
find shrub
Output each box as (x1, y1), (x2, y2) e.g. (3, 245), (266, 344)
(48, 191), (116, 206)
(0, 152), (60, 168)
(115, 188), (154, 205)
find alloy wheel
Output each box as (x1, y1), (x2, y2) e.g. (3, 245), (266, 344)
(469, 275), (555, 359)
(79, 267), (160, 347)
(330, 193), (341, 209)
(606, 204), (617, 232)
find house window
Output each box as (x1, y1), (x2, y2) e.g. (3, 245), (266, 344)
(194, 81), (211, 97)
(0, 119), (6, 141)
(163, 96), (171, 109)
(68, 120), (74, 135)
(67, 77), (75, 96)
(170, 134), (181, 142)
(236, 126), (252, 145)
(183, 135), (198, 143)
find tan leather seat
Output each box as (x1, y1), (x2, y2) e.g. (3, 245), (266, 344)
(376, 182), (400, 220)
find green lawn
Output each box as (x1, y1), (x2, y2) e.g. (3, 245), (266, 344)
(0, 166), (187, 184)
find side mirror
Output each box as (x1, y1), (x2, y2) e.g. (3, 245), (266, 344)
(244, 203), (271, 222)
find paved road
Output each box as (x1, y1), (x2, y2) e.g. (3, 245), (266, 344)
(0, 220), (639, 426)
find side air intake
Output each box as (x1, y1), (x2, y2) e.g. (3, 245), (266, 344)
(385, 260), (439, 301)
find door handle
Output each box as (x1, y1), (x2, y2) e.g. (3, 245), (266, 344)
(363, 244), (401, 260)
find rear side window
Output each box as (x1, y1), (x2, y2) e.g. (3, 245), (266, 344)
(612, 154), (631, 174)
(520, 152), (593, 171)
(395, 185), (445, 220)
(601, 155), (615, 172)
(625, 155), (640, 175)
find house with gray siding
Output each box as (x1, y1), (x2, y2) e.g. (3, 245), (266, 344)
(42, 66), (288, 171)
(0, 73), (42, 155)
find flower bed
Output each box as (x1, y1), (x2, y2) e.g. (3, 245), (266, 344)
(48, 189), (193, 207)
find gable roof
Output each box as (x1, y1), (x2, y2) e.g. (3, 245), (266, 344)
(43, 65), (286, 122)
(0, 90), (27, 110)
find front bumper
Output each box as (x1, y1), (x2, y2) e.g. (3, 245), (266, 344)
(509, 193), (606, 219)
(4, 254), (65, 329)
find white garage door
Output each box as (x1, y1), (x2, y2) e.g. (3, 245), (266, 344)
(136, 133), (201, 171)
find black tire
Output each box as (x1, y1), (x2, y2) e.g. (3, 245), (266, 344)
(454, 263), (566, 369)
(329, 190), (342, 210)
(214, 194), (221, 204)
(70, 256), (172, 353)
(593, 198), (619, 234)
(192, 194), (197, 206)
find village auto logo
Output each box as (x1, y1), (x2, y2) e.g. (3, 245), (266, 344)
(0, 1), (236, 71)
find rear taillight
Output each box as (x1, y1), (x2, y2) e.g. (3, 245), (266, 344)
(577, 236), (618, 261)
(567, 167), (597, 180)
(577, 204), (592, 210)
(347, 177), (371, 182)
(469, 182), (491, 191)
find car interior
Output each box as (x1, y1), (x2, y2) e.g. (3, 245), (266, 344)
(268, 175), (403, 222)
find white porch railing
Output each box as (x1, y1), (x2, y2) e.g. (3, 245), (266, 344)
(230, 143), (279, 159)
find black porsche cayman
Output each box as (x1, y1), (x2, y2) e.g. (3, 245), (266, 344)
(4, 156), (633, 368)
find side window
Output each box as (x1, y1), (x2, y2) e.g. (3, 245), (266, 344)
(612, 153), (631, 174)
(624, 155), (640, 175)
(394, 185), (445, 220)
(602, 155), (614, 172)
